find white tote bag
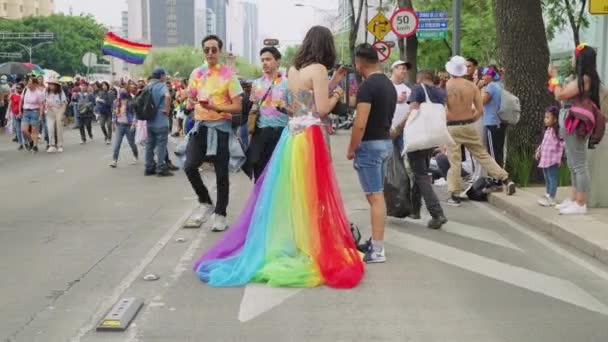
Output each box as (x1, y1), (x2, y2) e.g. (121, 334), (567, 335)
(402, 84), (454, 153)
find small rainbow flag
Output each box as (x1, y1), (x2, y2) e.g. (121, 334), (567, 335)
(102, 32), (152, 65)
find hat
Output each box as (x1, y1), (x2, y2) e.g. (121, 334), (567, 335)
(0, 75), (7, 84)
(152, 67), (166, 79)
(45, 74), (60, 85)
(391, 60), (412, 70)
(445, 55), (467, 77)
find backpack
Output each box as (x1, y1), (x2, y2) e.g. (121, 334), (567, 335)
(134, 83), (160, 121)
(496, 86), (521, 125)
(466, 177), (494, 201)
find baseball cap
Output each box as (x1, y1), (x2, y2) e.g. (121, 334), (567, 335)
(391, 60), (412, 70)
(152, 67), (166, 79)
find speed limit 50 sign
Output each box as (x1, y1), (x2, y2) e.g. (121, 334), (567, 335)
(390, 8), (419, 38)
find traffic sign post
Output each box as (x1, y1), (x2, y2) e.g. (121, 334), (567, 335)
(367, 12), (391, 41)
(390, 8), (419, 38)
(416, 10), (449, 41)
(372, 41), (391, 63)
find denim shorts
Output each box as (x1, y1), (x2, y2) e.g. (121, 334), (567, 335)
(354, 139), (393, 194)
(22, 109), (41, 126)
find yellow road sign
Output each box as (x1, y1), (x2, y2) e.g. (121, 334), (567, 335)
(590, 0), (608, 14)
(367, 12), (391, 41)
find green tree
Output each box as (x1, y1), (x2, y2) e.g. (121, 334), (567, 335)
(281, 45), (299, 69)
(493, 0), (554, 185)
(543, 0), (589, 46)
(143, 47), (261, 80)
(0, 14), (106, 75)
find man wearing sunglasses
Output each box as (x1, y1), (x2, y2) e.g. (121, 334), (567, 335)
(184, 34), (244, 232)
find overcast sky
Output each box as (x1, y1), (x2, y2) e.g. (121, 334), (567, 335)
(54, 0), (339, 46)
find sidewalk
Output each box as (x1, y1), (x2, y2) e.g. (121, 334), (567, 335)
(489, 187), (608, 264)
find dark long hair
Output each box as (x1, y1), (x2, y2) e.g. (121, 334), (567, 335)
(575, 46), (601, 108)
(46, 82), (61, 95)
(293, 26), (336, 70)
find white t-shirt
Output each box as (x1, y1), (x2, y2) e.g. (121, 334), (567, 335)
(391, 82), (412, 129)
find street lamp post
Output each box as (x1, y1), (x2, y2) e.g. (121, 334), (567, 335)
(16, 41), (52, 63)
(452, 0), (461, 56)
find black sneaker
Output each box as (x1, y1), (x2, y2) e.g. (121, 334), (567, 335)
(25, 143), (31, 151)
(144, 170), (157, 176)
(32, 145), (38, 153)
(167, 162), (179, 171)
(427, 216), (448, 230)
(17, 145), (24, 150)
(446, 195), (462, 207)
(157, 170), (174, 177)
(357, 238), (372, 254)
(12, 136), (18, 142)
(504, 179), (516, 196)
(409, 213), (421, 220)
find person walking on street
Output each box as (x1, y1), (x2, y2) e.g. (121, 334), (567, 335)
(44, 75), (67, 153)
(348, 43), (396, 264)
(10, 83), (24, 150)
(144, 68), (173, 177)
(109, 83), (139, 168)
(20, 77), (45, 152)
(394, 70), (448, 229)
(77, 83), (95, 144)
(389, 60), (412, 153)
(444, 56), (516, 206)
(246, 46), (290, 182)
(96, 81), (114, 145)
(184, 34), (243, 231)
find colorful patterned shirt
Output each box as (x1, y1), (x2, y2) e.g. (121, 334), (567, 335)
(251, 72), (289, 128)
(188, 64), (243, 122)
(537, 127), (565, 168)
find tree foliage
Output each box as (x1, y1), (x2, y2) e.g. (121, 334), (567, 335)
(0, 14), (106, 75)
(542, 0), (589, 46)
(143, 46), (261, 80)
(280, 45), (299, 69)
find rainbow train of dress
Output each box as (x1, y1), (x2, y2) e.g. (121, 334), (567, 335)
(193, 91), (364, 288)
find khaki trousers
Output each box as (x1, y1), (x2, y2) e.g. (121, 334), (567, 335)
(447, 123), (509, 194)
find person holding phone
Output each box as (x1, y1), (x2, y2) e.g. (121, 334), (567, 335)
(184, 34), (244, 232)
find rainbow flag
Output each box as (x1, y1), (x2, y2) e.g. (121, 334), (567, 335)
(102, 32), (151, 65)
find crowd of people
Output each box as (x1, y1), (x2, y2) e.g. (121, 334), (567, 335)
(1, 25), (601, 289)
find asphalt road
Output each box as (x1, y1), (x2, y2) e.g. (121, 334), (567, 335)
(2, 126), (608, 342)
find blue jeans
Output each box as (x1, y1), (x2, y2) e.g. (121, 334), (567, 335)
(543, 165), (559, 199)
(14, 116), (24, 145)
(145, 125), (169, 172)
(239, 123), (249, 149)
(354, 139), (393, 194)
(113, 123), (138, 161)
(73, 102), (80, 128)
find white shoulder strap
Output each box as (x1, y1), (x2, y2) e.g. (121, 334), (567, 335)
(420, 84), (431, 103)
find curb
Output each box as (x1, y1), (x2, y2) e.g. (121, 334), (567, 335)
(488, 193), (608, 265)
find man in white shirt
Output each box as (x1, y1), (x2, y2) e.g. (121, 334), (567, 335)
(389, 60), (412, 153)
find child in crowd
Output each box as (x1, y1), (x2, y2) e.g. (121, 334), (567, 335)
(536, 106), (565, 207)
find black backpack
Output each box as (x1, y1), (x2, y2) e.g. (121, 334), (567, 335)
(134, 83), (159, 121)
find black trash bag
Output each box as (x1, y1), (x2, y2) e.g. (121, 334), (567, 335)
(466, 177), (494, 201)
(383, 146), (412, 218)
(350, 222), (362, 245)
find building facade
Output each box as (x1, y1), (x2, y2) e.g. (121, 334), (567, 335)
(127, 0), (196, 47)
(0, 0), (53, 19)
(242, 1), (258, 63)
(206, 0), (227, 43)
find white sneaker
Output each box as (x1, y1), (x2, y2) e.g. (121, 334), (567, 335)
(211, 214), (228, 232)
(192, 203), (214, 223)
(555, 199), (574, 210)
(559, 203), (587, 215)
(537, 196), (556, 207)
(57, 147), (63, 153)
(47, 146), (57, 153)
(109, 160), (118, 168)
(131, 157), (139, 165)
(364, 245), (386, 264)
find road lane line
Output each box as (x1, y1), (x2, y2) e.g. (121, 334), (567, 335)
(69, 204), (196, 342)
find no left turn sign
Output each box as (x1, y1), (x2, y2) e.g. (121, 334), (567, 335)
(372, 41), (391, 63)
(390, 8), (419, 38)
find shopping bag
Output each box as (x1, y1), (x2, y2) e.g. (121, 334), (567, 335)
(384, 144), (412, 218)
(403, 84), (454, 153)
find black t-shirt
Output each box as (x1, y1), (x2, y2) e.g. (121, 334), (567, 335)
(356, 73), (397, 141)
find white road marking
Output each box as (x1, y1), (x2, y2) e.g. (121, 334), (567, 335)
(403, 214), (524, 252)
(472, 201), (608, 282)
(238, 284), (302, 322)
(387, 228), (608, 315)
(68, 204), (196, 342)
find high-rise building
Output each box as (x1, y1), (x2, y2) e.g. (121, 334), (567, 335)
(206, 0), (227, 43)
(0, 0), (54, 19)
(121, 11), (129, 71)
(194, 0), (206, 47)
(127, 0), (196, 47)
(242, 2), (258, 63)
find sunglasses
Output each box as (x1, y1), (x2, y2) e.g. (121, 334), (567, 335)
(204, 47), (219, 55)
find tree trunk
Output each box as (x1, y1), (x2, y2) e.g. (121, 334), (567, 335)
(397, 0), (418, 84)
(493, 0), (554, 185)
